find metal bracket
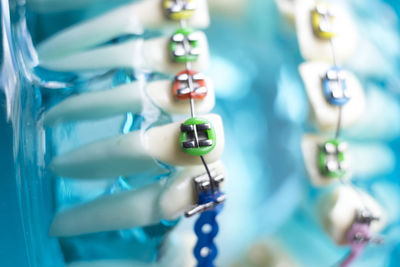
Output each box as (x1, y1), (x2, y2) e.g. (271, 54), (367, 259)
(185, 171), (226, 217)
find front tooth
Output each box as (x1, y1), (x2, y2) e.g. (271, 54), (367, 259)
(36, 0), (210, 58)
(318, 185), (387, 245)
(299, 62), (366, 131)
(50, 162), (225, 237)
(295, 0), (357, 63)
(49, 114), (224, 179)
(40, 33), (210, 75)
(42, 77), (215, 126)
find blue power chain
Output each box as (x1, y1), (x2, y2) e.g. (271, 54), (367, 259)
(193, 191), (224, 267)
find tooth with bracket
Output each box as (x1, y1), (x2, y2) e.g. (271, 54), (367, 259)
(39, 31), (209, 75)
(295, 0), (357, 63)
(43, 73), (214, 126)
(299, 62), (365, 131)
(302, 134), (352, 187)
(36, 0), (209, 58)
(49, 114), (224, 179)
(50, 162), (225, 237)
(318, 185), (387, 245)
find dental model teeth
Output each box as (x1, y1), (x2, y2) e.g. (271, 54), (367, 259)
(299, 62), (365, 131)
(39, 33), (210, 74)
(36, 0), (210, 58)
(50, 162), (225, 237)
(318, 186), (387, 246)
(302, 134), (352, 186)
(43, 76), (215, 126)
(295, 0), (357, 63)
(49, 114), (224, 179)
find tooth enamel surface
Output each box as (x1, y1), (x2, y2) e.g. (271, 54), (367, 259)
(295, 0), (357, 63)
(43, 83), (143, 126)
(50, 114), (224, 179)
(37, 0), (209, 57)
(299, 62), (365, 131)
(50, 182), (165, 236)
(50, 163), (225, 236)
(301, 134), (352, 186)
(318, 186), (387, 245)
(40, 34), (210, 75)
(43, 78), (215, 126)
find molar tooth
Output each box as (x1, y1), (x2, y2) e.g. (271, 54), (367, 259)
(43, 78), (215, 126)
(49, 114), (224, 179)
(39, 33), (210, 75)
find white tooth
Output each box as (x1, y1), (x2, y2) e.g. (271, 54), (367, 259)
(49, 114), (224, 178)
(43, 83), (143, 126)
(299, 62), (366, 131)
(43, 78), (215, 126)
(50, 162), (225, 236)
(36, 0), (209, 57)
(301, 134), (352, 187)
(295, 0), (357, 63)
(275, 0), (297, 20)
(39, 33), (210, 75)
(318, 185), (387, 245)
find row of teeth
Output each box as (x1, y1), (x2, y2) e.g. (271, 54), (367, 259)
(37, 1), (224, 266)
(286, 0), (387, 251)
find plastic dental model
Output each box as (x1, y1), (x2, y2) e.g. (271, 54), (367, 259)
(50, 162), (225, 236)
(39, 32), (210, 75)
(50, 113), (224, 179)
(36, 0), (210, 58)
(43, 75), (215, 126)
(47, 1), (226, 266)
(284, 1), (387, 265)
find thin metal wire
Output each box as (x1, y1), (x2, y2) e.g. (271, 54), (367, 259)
(179, 18), (216, 193)
(329, 27), (371, 214)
